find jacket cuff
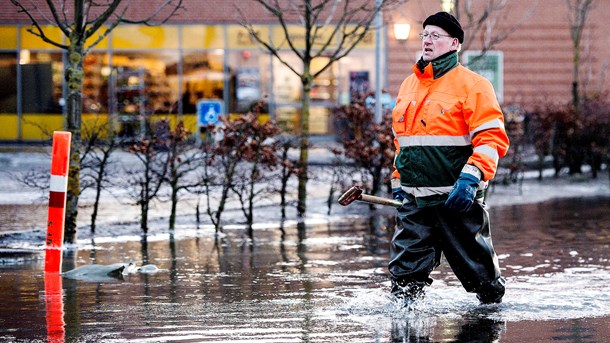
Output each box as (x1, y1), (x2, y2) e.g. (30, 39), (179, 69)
(461, 164), (482, 181)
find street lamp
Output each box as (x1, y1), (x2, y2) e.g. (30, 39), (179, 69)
(393, 23), (411, 41)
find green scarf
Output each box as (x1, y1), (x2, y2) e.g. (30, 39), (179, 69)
(416, 51), (458, 79)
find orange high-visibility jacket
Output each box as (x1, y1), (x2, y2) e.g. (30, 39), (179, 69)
(392, 55), (510, 207)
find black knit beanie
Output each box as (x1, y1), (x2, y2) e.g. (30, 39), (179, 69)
(422, 12), (464, 43)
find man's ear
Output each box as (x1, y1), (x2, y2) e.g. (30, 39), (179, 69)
(451, 38), (460, 50)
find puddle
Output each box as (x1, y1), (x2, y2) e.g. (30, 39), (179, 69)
(0, 196), (608, 342)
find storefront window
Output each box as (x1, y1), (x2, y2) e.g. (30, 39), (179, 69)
(226, 50), (270, 114)
(272, 52), (339, 134)
(2, 23), (380, 141)
(337, 50), (377, 103)
(275, 106), (299, 132)
(273, 106), (332, 135)
(0, 53), (17, 113)
(310, 57), (337, 103)
(273, 53), (302, 104)
(182, 51), (224, 115)
(83, 52), (110, 114)
(20, 51), (63, 114)
(309, 106), (332, 135)
(110, 51), (179, 137)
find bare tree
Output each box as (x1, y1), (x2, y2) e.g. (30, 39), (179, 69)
(9, 0), (184, 243)
(200, 114), (280, 234)
(200, 121), (243, 234)
(199, 143), (229, 235)
(124, 119), (170, 234)
(557, 0), (596, 174)
(79, 119), (119, 234)
(565, 0), (596, 112)
(334, 92), (394, 208)
(274, 135), (299, 219)
(12, 118), (119, 233)
(452, 0), (539, 62)
(162, 121), (205, 231)
(228, 114), (281, 237)
(239, 0), (400, 216)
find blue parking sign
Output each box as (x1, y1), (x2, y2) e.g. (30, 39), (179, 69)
(197, 100), (224, 126)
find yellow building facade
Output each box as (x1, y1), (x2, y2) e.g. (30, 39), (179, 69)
(0, 23), (378, 141)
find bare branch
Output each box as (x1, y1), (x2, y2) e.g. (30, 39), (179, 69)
(10, 0), (68, 49)
(17, 0), (60, 26)
(83, 0), (126, 50)
(44, 0), (71, 36)
(239, 0), (397, 80)
(252, 0), (305, 60)
(119, 0), (184, 26)
(83, 0), (181, 51)
(83, 20), (121, 54)
(60, 0), (68, 24)
(308, 0), (349, 59)
(458, 0), (540, 64)
(320, 0), (339, 27)
(312, 1), (383, 78)
(236, 4), (303, 77)
(565, 0), (595, 45)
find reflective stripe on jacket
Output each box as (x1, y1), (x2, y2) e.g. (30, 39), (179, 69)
(391, 55), (509, 207)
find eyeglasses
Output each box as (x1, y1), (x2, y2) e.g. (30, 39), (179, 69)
(419, 31), (454, 41)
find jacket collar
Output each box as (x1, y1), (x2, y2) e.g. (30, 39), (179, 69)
(413, 51), (459, 80)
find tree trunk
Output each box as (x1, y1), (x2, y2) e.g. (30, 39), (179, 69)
(568, 17), (584, 175)
(297, 72), (312, 216)
(64, 43), (85, 243)
(91, 170), (103, 233)
(213, 190), (226, 233)
(90, 143), (114, 233)
(279, 141), (291, 219)
(141, 200), (149, 234)
(245, 157), (259, 229)
(169, 182), (178, 231)
(213, 163), (236, 233)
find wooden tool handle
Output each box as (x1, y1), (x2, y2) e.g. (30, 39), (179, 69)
(360, 194), (403, 207)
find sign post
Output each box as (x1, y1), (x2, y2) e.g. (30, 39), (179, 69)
(196, 99), (224, 144)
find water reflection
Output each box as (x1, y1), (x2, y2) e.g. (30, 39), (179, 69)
(390, 308), (505, 343)
(0, 197), (608, 342)
(44, 273), (65, 343)
(452, 315), (504, 343)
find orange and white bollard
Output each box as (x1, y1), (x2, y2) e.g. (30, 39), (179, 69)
(44, 131), (70, 342)
(45, 131), (71, 274)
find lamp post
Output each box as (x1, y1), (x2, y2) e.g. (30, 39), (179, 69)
(374, 0), (383, 123)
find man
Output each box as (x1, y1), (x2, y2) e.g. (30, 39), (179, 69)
(389, 11), (510, 305)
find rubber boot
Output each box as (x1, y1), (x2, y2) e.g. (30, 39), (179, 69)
(476, 276), (506, 304)
(391, 279), (428, 307)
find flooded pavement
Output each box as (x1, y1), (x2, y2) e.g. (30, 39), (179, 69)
(0, 196), (609, 342)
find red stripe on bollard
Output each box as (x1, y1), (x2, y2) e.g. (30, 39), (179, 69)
(45, 131), (71, 274)
(48, 191), (66, 209)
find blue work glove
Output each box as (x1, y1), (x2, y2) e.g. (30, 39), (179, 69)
(445, 167), (481, 212)
(391, 178), (407, 202)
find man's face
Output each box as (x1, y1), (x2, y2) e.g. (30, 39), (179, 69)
(421, 25), (459, 62)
